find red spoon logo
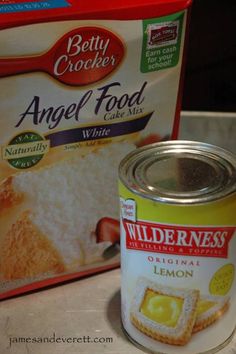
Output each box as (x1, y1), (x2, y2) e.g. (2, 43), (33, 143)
(52, 27), (125, 85)
(0, 27), (125, 86)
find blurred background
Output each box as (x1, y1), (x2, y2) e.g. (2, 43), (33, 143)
(179, 0), (236, 152)
(182, 0), (236, 112)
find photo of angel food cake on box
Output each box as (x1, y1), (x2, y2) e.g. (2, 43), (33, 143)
(0, 143), (133, 281)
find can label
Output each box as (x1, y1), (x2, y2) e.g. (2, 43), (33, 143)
(119, 182), (236, 353)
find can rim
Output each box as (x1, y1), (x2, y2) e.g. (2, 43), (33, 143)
(119, 140), (236, 205)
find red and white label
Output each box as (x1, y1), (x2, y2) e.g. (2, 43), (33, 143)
(123, 219), (235, 258)
(52, 27), (125, 85)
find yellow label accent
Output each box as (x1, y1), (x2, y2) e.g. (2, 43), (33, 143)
(209, 264), (235, 296)
(196, 300), (215, 316)
(2, 140), (50, 160)
(119, 181), (236, 225)
(140, 289), (183, 327)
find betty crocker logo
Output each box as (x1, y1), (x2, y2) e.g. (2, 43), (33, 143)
(0, 27), (125, 86)
(52, 27), (125, 85)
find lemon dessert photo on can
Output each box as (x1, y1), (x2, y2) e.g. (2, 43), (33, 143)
(130, 277), (230, 346)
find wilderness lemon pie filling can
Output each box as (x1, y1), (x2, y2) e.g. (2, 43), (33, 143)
(118, 140), (236, 354)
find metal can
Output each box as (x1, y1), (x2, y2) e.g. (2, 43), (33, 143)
(118, 140), (236, 354)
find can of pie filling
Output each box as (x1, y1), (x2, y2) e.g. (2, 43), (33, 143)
(118, 140), (236, 354)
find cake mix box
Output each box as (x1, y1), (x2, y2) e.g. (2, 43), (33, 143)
(0, 0), (192, 299)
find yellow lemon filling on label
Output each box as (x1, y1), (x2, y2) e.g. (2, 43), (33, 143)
(140, 289), (183, 327)
(196, 300), (215, 316)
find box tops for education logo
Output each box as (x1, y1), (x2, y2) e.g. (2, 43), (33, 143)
(147, 21), (179, 49)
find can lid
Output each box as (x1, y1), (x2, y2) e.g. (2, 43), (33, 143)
(119, 140), (236, 204)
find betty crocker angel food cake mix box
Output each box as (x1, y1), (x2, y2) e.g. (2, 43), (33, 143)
(0, 0), (192, 299)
